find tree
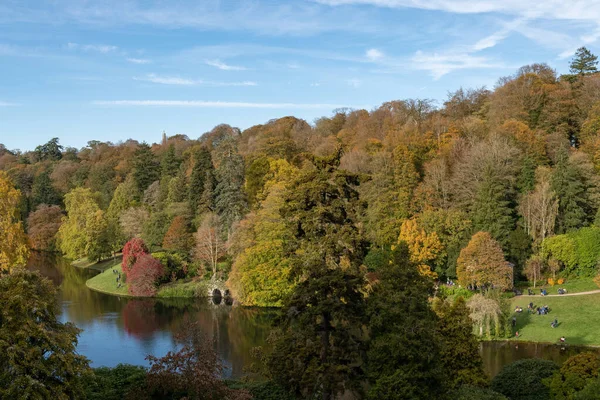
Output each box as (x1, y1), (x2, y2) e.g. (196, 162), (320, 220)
(160, 143), (180, 178)
(188, 147), (213, 214)
(467, 294), (504, 338)
(128, 254), (165, 297)
(122, 238), (149, 279)
(432, 296), (488, 390)
(34, 137), (63, 161)
(0, 171), (29, 271)
(132, 323), (251, 400)
(570, 47), (599, 76)
(132, 143), (159, 195)
(31, 170), (61, 208)
(491, 358), (558, 400)
(214, 140), (247, 232)
(519, 167), (559, 246)
(58, 188), (110, 261)
(399, 218), (443, 278)
(453, 385), (508, 400)
(0, 269), (89, 398)
(141, 211), (171, 250)
(575, 377), (600, 400)
(120, 207), (150, 240)
(162, 216), (193, 253)
(457, 232), (514, 290)
(524, 255), (545, 287)
(106, 177), (138, 220)
(265, 150), (368, 400)
(194, 213), (226, 279)
(549, 352), (600, 400)
(83, 364), (147, 400)
(27, 204), (63, 251)
(366, 245), (446, 400)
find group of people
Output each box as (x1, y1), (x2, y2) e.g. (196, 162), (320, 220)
(112, 268), (122, 288)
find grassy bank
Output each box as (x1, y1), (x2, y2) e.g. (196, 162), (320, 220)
(509, 292), (600, 346)
(85, 264), (132, 296)
(85, 264), (210, 298)
(73, 255), (122, 271)
(515, 278), (599, 295)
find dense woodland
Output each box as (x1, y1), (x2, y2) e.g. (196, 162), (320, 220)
(3, 48), (600, 399)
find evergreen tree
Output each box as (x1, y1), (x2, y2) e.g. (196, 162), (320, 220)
(31, 170), (61, 208)
(552, 152), (591, 233)
(471, 168), (515, 248)
(570, 47), (598, 76)
(266, 150), (368, 400)
(132, 143), (159, 195)
(34, 137), (63, 161)
(160, 143), (180, 178)
(215, 141), (246, 231)
(366, 244), (446, 400)
(198, 170), (216, 214)
(188, 147), (213, 214)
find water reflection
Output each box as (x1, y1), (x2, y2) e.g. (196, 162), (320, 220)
(27, 253), (275, 377)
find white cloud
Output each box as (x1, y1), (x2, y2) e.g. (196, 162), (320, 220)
(127, 57), (151, 64)
(0, 101), (19, 106)
(310, 82), (321, 86)
(134, 74), (257, 86)
(411, 50), (503, 79)
(205, 59), (247, 71)
(366, 48), (384, 61)
(93, 100), (354, 109)
(67, 42), (118, 53)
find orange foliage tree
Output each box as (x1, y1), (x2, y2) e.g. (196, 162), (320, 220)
(398, 218), (443, 279)
(456, 231), (513, 290)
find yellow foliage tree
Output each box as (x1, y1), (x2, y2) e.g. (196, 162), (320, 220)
(457, 231), (513, 290)
(398, 218), (443, 279)
(0, 171), (29, 272)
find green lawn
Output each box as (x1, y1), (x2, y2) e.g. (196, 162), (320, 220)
(515, 278), (599, 295)
(157, 279), (209, 298)
(85, 264), (131, 297)
(73, 255), (122, 272)
(510, 293), (600, 346)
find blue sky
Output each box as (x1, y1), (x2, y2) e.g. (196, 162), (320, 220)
(1, 0), (599, 151)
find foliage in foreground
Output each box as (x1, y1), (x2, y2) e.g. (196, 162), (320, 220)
(491, 358), (559, 400)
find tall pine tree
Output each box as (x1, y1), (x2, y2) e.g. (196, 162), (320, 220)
(132, 143), (159, 196)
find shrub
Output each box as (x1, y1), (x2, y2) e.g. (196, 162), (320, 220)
(491, 358), (558, 400)
(152, 252), (186, 282)
(83, 364), (147, 400)
(549, 352), (600, 399)
(574, 377), (600, 400)
(548, 278), (556, 286)
(557, 278), (565, 285)
(594, 274), (600, 288)
(128, 254), (165, 297)
(453, 385), (508, 400)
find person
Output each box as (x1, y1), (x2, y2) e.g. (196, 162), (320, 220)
(528, 289), (533, 296)
(515, 331), (520, 338)
(551, 319), (558, 328)
(512, 317), (517, 327)
(560, 336), (565, 343)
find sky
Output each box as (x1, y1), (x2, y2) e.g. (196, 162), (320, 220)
(1, 0), (600, 151)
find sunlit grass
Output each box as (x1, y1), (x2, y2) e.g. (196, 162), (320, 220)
(85, 263), (131, 296)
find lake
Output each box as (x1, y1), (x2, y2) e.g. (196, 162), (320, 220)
(27, 252), (600, 378)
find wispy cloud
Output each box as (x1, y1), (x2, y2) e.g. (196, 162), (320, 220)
(0, 101), (20, 106)
(347, 78), (362, 88)
(133, 74), (257, 86)
(127, 57), (151, 64)
(411, 50), (503, 79)
(93, 100), (355, 109)
(366, 48), (384, 61)
(205, 59), (247, 71)
(67, 42), (117, 53)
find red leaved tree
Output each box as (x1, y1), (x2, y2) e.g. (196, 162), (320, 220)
(162, 216), (193, 253)
(122, 238), (149, 279)
(128, 254), (164, 297)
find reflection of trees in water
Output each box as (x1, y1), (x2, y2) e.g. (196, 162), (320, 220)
(481, 341), (600, 377)
(122, 300), (162, 339)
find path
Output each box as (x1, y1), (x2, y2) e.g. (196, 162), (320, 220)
(517, 289), (600, 298)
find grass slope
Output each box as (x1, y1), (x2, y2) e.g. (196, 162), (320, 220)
(516, 278), (599, 295)
(86, 264), (132, 297)
(73, 255), (122, 271)
(510, 293), (600, 346)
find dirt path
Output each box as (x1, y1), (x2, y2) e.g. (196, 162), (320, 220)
(517, 289), (600, 298)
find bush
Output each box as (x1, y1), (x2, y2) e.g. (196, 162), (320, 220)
(83, 364), (147, 400)
(227, 380), (298, 400)
(549, 352), (600, 399)
(152, 251), (187, 282)
(453, 385), (508, 400)
(491, 358), (558, 400)
(128, 254), (165, 297)
(122, 238), (148, 280)
(437, 285), (474, 300)
(557, 278), (565, 285)
(548, 278), (556, 286)
(594, 274), (600, 288)
(575, 377), (600, 400)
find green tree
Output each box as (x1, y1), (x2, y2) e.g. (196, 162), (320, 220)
(265, 151), (368, 400)
(188, 147), (213, 214)
(31, 170), (61, 208)
(34, 137), (63, 161)
(132, 143), (159, 195)
(84, 364), (147, 400)
(433, 296), (487, 390)
(575, 377), (600, 400)
(549, 352), (600, 399)
(0, 269), (90, 398)
(215, 140), (247, 232)
(570, 47), (598, 76)
(491, 358), (558, 400)
(245, 156), (271, 209)
(366, 245), (446, 400)
(453, 385), (508, 400)
(160, 143), (180, 178)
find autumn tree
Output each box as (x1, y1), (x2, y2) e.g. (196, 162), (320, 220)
(549, 352), (600, 399)
(194, 213), (226, 279)
(524, 255), (545, 287)
(122, 238), (149, 279)
(128, 254), (165, 297)
(27, 204), (63, 251)
(162, 216), (193, 253)
(0, 171), (29, 271)
(265, 150), (368, 400)
(120, 207), (149, 240)
(467, 294), (505, 338)
(519, 167), (559, 246)
(399, 218), (443, 278)
(0, 269), (89, 398)
(457, 232), (513, 290)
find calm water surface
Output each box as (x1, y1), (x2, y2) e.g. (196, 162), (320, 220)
(27, 253), (600, 378)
